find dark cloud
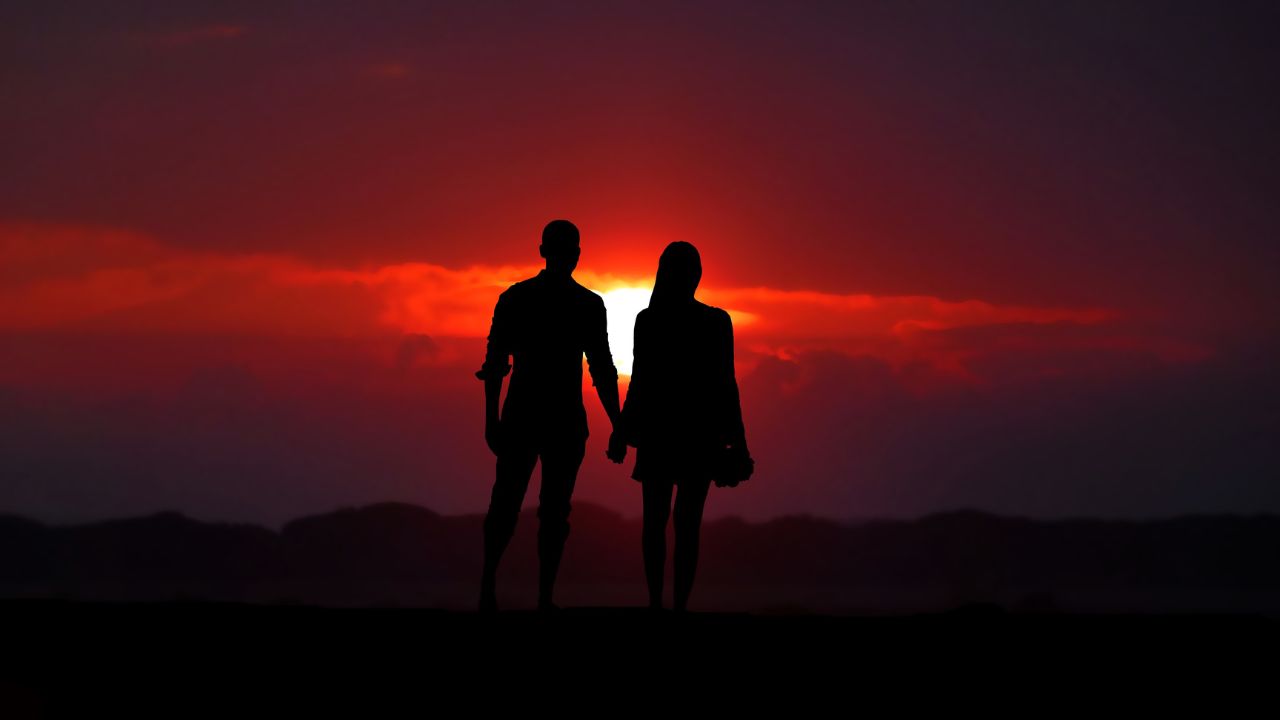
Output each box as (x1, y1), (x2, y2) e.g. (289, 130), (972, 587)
(147, 24), (248, 48)
(394, 333), (439, 370)
(2, 332), (1274, 526)
(0, 344), (489, 527)
(723, 341), (1280, 520)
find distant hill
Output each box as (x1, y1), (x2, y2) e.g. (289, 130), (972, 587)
(2, 502), (1278, 614)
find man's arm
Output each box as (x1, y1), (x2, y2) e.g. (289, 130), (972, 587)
(584, 295), (625, 462)
(476, 292), (514, 455)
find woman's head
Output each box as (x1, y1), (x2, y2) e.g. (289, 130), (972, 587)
(649, 241), (701, 308)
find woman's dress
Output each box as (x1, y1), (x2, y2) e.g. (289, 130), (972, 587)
(622, 300), (744, 486)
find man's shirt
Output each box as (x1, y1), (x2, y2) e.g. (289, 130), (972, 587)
(476, 269), (618, 441)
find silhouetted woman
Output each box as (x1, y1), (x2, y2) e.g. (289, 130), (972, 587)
(620, 241), (752, 612)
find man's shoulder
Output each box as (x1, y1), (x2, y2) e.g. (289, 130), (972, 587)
(499, 274), (603, 311)
(567, 276), (602, 298)
(567, 278), (605, 308)
(497, 275), (539, 301)
(510, 275), (542, 292)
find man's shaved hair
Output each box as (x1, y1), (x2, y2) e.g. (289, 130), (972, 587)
(542, 219), (580, 251)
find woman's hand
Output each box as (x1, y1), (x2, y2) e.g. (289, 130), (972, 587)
(714, 443), (754, 487)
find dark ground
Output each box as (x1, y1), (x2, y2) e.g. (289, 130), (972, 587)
(0, 599), (1273, 717)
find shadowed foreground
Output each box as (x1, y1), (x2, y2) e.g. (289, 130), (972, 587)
(0, 598), (1273, 716)
(4, 502), (1278, 715)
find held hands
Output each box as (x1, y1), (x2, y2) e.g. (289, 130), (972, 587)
(606, 426), (628, 464)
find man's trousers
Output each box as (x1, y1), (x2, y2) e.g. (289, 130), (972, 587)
(483, 432), (588, 575)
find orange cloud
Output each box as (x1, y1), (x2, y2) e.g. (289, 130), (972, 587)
(0, 223), (1207, 388)
(700, 286), (1113, 340)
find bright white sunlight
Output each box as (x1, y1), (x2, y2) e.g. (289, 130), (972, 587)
(599, 286), (653, 375)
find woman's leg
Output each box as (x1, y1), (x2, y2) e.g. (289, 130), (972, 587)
(641, 477), (674, 609)
(672, 478), (712, 612)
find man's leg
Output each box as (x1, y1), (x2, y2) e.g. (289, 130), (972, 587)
(480, 437), (538, 612)
(535, 434), (587, 610)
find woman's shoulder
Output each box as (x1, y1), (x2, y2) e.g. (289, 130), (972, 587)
(694, 301), (732, 328)
(634, 306), (651, 330)
(639, 301), (730, 330)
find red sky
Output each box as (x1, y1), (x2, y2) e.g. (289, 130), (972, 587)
(2, 2), (1278, 526)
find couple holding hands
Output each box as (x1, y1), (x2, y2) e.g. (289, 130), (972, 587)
(475, 219), (754, 614)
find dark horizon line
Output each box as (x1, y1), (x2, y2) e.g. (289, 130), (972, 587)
(5, 498), (1279, 534)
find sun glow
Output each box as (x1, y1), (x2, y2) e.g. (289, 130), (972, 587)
(599, 286), (652, 376)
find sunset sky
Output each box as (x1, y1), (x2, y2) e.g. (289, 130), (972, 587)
(3, 1), (1278, 526)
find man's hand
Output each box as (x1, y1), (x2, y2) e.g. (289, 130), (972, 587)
(606, 427), (627, 464)
(485, 417), (504, 457)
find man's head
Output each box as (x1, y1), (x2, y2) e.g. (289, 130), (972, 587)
(540, 219), (581, 274)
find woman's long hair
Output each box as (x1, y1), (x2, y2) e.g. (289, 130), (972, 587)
(648, 241), (701, 309)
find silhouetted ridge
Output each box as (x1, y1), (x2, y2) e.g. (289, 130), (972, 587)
(56, 510), (282, 600)
(0, 514), (53, 583)
(0, 502), (1277, 613)
(282, 501), (462, 582)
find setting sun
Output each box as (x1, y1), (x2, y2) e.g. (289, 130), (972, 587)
(598, 286), (653, 376)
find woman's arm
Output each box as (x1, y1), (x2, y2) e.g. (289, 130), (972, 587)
(718, 309), (748, 452)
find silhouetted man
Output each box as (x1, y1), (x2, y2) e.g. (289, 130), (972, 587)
(476, 219), (627, 612)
